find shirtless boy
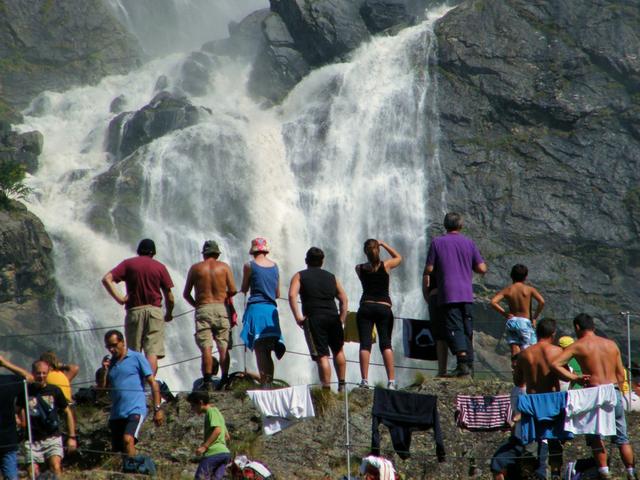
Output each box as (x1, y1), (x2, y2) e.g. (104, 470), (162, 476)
(184, 240), (237, 391)
(551, 314), (637, 480)
(491, 264), (545, 355)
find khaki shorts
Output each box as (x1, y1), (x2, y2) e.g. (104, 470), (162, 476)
(125, 305), (165, 358)
(22, 435), (64, 464)
(194, 303), (230, 350)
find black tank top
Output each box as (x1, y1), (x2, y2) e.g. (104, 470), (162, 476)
(299, 268), (338, 316)
(358, 263), (391, 305)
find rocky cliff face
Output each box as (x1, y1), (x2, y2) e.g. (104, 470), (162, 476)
(0, 201), (57, 366)
(0, 0), (141, 115)
(433, 0), (640, 353)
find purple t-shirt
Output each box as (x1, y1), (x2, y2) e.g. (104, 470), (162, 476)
(425, 232), (484, 305)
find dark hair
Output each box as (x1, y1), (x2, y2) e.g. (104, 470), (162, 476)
(104, 329), (124, 343)
(363, 239), (381, 269)
(305, 247), (325, 267)
(536, 317), (556, 339)
(136, 238), (156, 256)
(510, 264), (528, 282)
(573, 313), (595, 331)
(443, 212), (463, 231)
(187, 390), (209, 405)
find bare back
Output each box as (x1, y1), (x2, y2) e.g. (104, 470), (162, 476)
(571, 334), (624, 387)
(187, 258), (235, 305)
(517, 342), (563, 393)
(503, 283), (537, 318)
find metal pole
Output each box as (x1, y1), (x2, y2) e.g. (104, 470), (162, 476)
(23, 380), (35, 480)
(345, 384), (351, 479)
(625, 311), (633, 412)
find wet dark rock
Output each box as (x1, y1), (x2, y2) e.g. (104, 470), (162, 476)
(106, 92), (202, 159)
(360, 0), (418, 34)
(109, 95), (127, 114)
(0, 0), (141, 112)
(249, 13), (311, 104)
(179, 52), (215, 97)
(154, 75), (170, 93)
(0, 129), (43, 174)
(433, 0), (640, 349)
(269, 0), (371, 66)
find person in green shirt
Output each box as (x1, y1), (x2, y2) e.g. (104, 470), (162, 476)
(187, 391), (231, 480)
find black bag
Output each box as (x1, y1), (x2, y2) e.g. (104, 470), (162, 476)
(123, 455), (157, 476)
(34, 395), (59, 435)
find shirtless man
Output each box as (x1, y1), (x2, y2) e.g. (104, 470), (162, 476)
(491, 264), (545, 356)
(513, 318), (563, 480)
(183, 240), (237, 391)
(551, 313), (637, 480)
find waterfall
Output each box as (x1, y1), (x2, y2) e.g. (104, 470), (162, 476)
(19, 6), (449, 392)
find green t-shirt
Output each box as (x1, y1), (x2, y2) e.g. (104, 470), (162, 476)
(204, 407), (229, 457)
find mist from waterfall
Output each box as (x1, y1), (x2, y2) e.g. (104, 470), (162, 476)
(19, 4), (448, 392)
(104, 0), (268, 56)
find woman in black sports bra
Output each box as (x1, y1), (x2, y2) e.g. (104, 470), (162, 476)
(355, 239), (402, 389)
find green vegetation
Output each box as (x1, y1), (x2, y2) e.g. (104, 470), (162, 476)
(0, 159), (31, 208)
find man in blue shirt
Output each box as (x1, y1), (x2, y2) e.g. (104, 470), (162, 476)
(98, 330), (164, 456)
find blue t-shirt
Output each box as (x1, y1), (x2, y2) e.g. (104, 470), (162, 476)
(426, 232), (484, 305)
(107, 349), (152, 419)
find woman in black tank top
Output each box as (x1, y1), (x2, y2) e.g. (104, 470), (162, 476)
(355, 239), (402, 389)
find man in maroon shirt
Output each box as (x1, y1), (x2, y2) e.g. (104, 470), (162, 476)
(102, 239), (174, 374)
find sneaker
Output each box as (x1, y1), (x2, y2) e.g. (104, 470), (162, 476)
(338, 381), (346, 393)
(387, 381), (397, 390)
(358, 379), (370, 389)
(627, 472), (639, 480)
(200, 380), (214, 392)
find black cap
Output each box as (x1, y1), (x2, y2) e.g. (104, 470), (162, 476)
(137, 238), (156, 256)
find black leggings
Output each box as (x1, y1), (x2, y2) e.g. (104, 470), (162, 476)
(357, 302), (394, 351)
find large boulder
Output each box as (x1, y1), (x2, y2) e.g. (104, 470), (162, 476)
(269, 0), (371, 66)
(0, 130), (43, 174)
(249, 13), (311, 104)
(360, 0), (418, 34)
(202, 8), (271, 59)
(0, 201), (58, 366)
(106, 92), (204, 160)
(0, 0), (141, 111)
(433, 0), (640, 348)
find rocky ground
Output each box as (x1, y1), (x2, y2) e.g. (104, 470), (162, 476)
(51, 377), (640, 479)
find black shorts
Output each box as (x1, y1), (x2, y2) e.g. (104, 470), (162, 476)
(303, 314), (344, 359)
(109, 414), (144, 452)
(357, 303), (394, 351)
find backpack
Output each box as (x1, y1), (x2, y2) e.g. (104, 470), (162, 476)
(34, 395), (59, 435)
(122, 454), (157, 476)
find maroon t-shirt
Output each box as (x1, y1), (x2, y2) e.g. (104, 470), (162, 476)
(110, 256), (174, 310)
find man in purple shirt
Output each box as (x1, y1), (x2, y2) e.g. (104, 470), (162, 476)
(423, 212), (487, 377)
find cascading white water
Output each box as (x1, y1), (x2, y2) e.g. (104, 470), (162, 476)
(19, 5), (449, 392)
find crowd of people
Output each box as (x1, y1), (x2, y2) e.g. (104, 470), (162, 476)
(0, 211), (636, 480)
